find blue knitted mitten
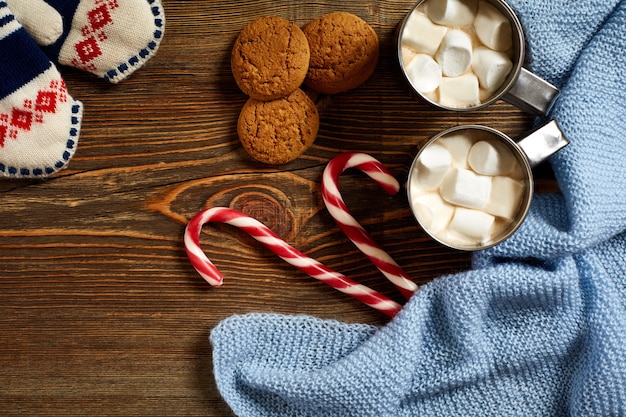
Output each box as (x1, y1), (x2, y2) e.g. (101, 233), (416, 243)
(6, 0), (165, 83)
(0, 2), (81, 178)
(210, 1), (626, 416)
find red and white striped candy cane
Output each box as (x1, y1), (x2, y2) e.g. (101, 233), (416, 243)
(184, 207), (403, 318)
(322, 152), (418, 299)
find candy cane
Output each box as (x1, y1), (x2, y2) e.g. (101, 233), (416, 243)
(184, 207), (402, 318)
(322, 152), (418, 299)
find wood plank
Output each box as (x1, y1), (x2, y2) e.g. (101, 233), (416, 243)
(0, 1), (541, 415)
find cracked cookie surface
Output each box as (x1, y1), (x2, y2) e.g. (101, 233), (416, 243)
(237, 89), (319, 164)
(231, 16), (310, 101)
(303, 12), (379, 94)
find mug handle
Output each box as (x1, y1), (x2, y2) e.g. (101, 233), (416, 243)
(516, 120), (569, 167)
(503, 68), (560, 116)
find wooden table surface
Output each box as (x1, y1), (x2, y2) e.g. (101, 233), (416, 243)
(0, 1), (541, 415)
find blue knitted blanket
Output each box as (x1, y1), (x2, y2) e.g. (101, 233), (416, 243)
(210, 1), (626, 415)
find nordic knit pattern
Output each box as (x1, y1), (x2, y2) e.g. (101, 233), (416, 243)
(7, 0), (165, 83)
(210, 1), (626, 416)
(0, 2), (81, 178)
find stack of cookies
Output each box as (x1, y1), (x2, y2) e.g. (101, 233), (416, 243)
(231, 12), (380, 165)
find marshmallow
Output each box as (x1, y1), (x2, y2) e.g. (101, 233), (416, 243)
(439, 73), (480, 108)
(405, 54), (443, 93)
(448, 207), (495, 241)
(402, 10), (448, 55)
(474, 1), (513, 51)
(472, 46), (513, 92)
(427, 0), (478, 26)
(401, 46), (418, 67)
(440, 167), (491, 209)
(411, 192), (455, 233)
(485, 175), (525, 220)
(467, 140), (516, 175)
(435, 29), (473, 77)
(438, 132), (475, 169)
(414, 143), (452, 188)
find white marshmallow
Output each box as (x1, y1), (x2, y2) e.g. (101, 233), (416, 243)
(435, 29), (473, 77)
(402, 10), (448, 55)
(405, 54), (443, 93)
(467, 140), (516, 175)
(401, 46), (418, 67)
(438, 73), (480, 108)
(440, 167), (491, 209)
(427, 0), (478, 26)
(448, 207), (495, 241)
(474, 1), (513, 51)
(411, 192), (455, 233)
(413, 143), (452, 189)
(485, 175), (525, 220)
(437, 132), (475, 169)
(472, 46), (513, 92)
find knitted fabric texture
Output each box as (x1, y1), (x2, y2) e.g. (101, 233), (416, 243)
(6, 0), (165, 83)
(210, 1), (626, 416)
(0, 2), (82, 178)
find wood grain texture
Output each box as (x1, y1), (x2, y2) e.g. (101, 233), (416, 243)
(0, 1), (543, 415)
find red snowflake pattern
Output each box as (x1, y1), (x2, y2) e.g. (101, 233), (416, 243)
(0, 80), (68, 148)
(71, 0), (120, 70)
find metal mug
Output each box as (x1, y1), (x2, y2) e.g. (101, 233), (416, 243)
(407, 120), (568, 250)
(397, 0), (559, 115)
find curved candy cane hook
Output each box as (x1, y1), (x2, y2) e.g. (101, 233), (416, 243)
(184, 207), (402, 318)
(322, 152), (418, 299)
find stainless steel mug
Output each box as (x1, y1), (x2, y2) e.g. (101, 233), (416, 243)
(397, 0), (559, 115)
(407, 120), (568, 250)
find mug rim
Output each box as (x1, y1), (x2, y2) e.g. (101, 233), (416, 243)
(407, 124), (534, 251)
(397, 0), (526, 112)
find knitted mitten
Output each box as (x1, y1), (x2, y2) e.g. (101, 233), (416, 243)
(6, 0), (165, 83)
(4, 0), (62, 46)
(210, 0), (626, 416)
(0, 2), (81, 178)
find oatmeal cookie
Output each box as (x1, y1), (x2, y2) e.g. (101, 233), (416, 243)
(302, 12), (379, 94)
(237, 89), (319, 164)
(231, 16), (310, 101)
